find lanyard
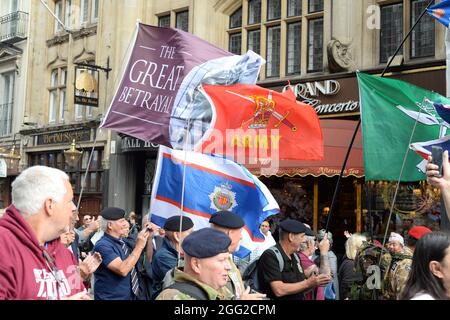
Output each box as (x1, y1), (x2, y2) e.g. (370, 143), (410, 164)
(42, 246), (64, 299)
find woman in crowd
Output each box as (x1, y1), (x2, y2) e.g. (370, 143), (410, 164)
(400, 232), (450, 300)
(338, 233), (366, 300)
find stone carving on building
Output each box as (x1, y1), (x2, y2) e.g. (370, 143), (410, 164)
(327, 38), (355, 73)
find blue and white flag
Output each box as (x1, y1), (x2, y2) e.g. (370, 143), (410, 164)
(427, 0), (450, 27)
(432, 102), (450, 126)
(410, 134), (450, 160)
(149, 146), (279, 258)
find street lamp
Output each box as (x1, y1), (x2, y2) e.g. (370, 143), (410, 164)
(64, 139), (82, 168)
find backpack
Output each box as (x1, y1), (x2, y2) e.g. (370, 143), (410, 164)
(242, 246), (300, 293)
(351, 241), (391, 300)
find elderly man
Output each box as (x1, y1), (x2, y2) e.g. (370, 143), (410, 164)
(257, 219), (331, 300)
(151, 215), (194, 297)
(0, 166), (90, 300)
(384, 232), (413, 300)
(93, 207), (152, 300)
(210, 210), (265, 300)
(156, 228), (232, 300)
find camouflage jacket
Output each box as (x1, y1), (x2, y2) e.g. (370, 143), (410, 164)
(383, 247), (413, 300)
(156, 268), (232, 300)
(222, 255), (246, 299)
(351, 241), (391, 300)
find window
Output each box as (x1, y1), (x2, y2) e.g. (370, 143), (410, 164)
(80, 0), (98, 26)
(48, 67), (67, 124)
(411, 0), (434, 58)
(0, 72), (14, 137)
(91, 0), (99, 22)
(158, 15), (170, 28)
(53, 0), (75, 33)
(267, 0), (281, 21)
(288, 0), (302, 17)
(176, 10), (188, 32)
(287, 22), (301, 75)
(247, 29), (261, 54)
(248, 0), (261, 25)
(380, 3), (403, 63)
(266, 26), (281, 77)
(54, 1), (63, 33)
(10, 0), (19, 12)
(229, 32), (242, 54)
(227, 1), (322, 79)
(309, 0), (323, 13)
(230, 7), (242, 29)
(308, 18), (323, 72)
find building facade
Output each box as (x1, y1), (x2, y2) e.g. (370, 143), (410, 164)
(1, 0), (446, 238)
(0, 0), (30, 208)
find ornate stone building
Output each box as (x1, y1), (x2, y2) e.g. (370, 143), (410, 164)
(0, 1), (446, 234)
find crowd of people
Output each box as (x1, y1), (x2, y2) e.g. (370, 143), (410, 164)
(1, 154), (450, 300)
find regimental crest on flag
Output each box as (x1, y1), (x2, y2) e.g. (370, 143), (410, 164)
(209, 182), (238, 211)
(228, 90), (298, 132)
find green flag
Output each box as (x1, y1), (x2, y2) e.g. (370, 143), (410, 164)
(357, 72), (450, 181)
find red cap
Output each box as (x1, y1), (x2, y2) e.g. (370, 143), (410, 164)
(408, 226), (432, 240)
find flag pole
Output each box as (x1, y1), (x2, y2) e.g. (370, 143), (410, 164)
(176, 115), (192, 268)
(325, 0), (436, 233)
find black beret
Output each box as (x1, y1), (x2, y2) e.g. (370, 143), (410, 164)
(100, 207), (126, 221)
(279, 218), (314, 236)
(164, 215), (194, 232)
(209, 211), (244, 229)
(182, 228), (231, 258)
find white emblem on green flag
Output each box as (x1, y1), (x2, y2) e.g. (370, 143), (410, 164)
(357, 72), (450, 181)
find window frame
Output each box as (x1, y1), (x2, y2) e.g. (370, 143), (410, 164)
(48, 67), (67, 124)
(266, 25), (281, 78)
(379, 2), (404, 64)
(248, 0), (262, 25)
(307, 17), (324, 73)
(410, 0), (435, 59)
(158, 14), (171, 28)
(286, 21), (301, 75)
(0, 72), (15, 137)
(175, 10), (189, 32)
(267, 0), (282, 21)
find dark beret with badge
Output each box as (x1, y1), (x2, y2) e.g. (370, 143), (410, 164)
(209, 210), (244, 229)
(279, 218), (315, 236)
(164, 215), (194, 232)
(182, 228), (231, 258)
(100, 207), (126, 221)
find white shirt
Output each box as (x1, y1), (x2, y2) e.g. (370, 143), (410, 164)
(410, 292), (436, 300)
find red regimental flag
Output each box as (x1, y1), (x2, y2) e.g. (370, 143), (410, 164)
(198, 84), (324, 162)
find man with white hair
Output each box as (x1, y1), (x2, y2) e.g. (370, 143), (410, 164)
(0, 166), (90, 300)
(384, 232), (413, 300)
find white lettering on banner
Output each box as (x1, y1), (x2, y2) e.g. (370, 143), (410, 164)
(119, 45), (186, 115)
(129, 60), (184, 91)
